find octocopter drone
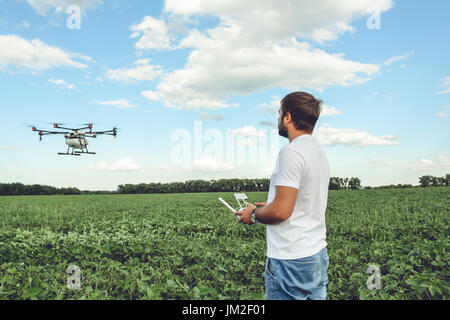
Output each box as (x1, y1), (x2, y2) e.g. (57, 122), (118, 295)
(30, 123), (117, 156)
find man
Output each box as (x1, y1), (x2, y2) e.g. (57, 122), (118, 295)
(236, 91), (330, 300)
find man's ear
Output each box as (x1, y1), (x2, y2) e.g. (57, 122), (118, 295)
(284, 112), (292, 124)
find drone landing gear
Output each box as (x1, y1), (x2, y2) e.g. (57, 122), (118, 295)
(58, 152), (80, 156)
(74, 145), (95, 155)
(58, 146), (79, 156)
(57, 146), (95, 156)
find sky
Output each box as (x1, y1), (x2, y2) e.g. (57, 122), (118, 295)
(0, 0), (449, 191)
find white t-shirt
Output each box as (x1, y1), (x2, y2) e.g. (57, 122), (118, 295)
(266, 134), (330, 259)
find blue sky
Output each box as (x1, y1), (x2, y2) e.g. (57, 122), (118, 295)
(0, 0), (449, 190)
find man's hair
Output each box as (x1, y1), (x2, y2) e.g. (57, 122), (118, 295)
(280, 91), (322, 133)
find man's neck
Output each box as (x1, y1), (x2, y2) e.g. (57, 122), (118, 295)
(288, 130), (310, 142)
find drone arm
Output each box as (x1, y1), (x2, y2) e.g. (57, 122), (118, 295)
(32, 127), (70, 134)
(91, 129), (117, 137)
(71, 126), (92, 131)
(41, 131), (70, 135)
(55, 126), (78, 131)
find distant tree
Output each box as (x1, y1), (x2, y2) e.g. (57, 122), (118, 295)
(444, 174), (450, 186)
(348, 177), (362, 190)
(431, 176), (443, 187)
(329, 177), (341, 190)
(419, 175), (433, 187)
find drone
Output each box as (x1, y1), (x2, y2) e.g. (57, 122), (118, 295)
(30, 123), (117, 156)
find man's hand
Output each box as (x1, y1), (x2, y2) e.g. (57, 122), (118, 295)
(235, 203), (256, 225)
(248, 187), (298, 225)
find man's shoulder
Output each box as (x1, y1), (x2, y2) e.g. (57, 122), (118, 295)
(290, 135), (321, 153)
(280, 143), (303, 158)
(279, 136), (327, 167)
(281, 137), (313, 154)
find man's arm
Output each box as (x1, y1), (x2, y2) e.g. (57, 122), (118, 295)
(254, 186), (298, 224)
(236, 147), (303, 225)
(236, 186), (298, 225)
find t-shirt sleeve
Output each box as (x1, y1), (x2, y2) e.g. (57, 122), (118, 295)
(275, 148), (304, 189)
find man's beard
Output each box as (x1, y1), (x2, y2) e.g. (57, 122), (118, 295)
(278, 121), (288, 138)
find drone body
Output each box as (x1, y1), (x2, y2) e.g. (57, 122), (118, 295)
(65, 131), (89, 150)
(31, 123), (117, 156)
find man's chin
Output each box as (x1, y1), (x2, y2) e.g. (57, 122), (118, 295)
(278, 129), (288, 138)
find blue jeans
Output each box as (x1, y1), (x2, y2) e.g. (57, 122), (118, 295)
(265, 247), (329, 300)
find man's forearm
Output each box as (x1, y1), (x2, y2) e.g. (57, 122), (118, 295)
(254, 202), (286, 225)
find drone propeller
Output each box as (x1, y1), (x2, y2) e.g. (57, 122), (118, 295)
(47, 122), (68, 128)
(25, 124), (37, 131)
(109, 126), (119, 137)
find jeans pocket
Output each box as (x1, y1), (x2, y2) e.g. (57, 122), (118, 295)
(265, 257), (278, 299)
(266, 257), (276, 278)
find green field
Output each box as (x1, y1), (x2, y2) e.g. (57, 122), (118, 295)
(0, 187), (448, 300)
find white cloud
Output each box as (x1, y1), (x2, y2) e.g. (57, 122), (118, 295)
(150, 34), (379, 110)
(235, 137), (254, 147)
(436, 76), (450, 95)
(258, 121), (276, 128)
(49, 78), (76, 90)
(164, 0), (392, 43)
(229, 126), (265, 137)
(259, 160), (276, 176)
(130, 16), (172, 50)
(182, 156), (235, 172)
(88, 157), (140, 172)
(25, 0), (102, 16)
(257, 96), (280, 115)
(104, 59), (162, 83)
(314, 126), (400, 147)
(199, 113), (224, 121)
(96, 99), (137, 109)
(409, 156), (450, 171)
(321, 104), (341, 116)
(435, 110), (449, 117)
(435, 105), (449, 117)
(141, 0), (392, 110)
(369, 158), (400, 166)
(383, 52), (414, 66)
(141, 90), (161, 102)
(367, 91), (396, 100)
(0, 35), (92, 72)
(21, 20), (31, 28)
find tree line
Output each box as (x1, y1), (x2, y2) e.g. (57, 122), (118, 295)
(117, 179), (270, 194)
(0, 183), (82, 196)
(118, 177), (363, 194)
(418, 174), (450, 187)
(0, 174), (448, 196)
(328, 177), (362, 190)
